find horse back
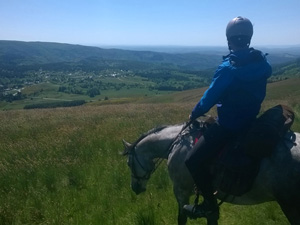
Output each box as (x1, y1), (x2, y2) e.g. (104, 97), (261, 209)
(212, 131), (300, 204)
(250, 132), (300, 202)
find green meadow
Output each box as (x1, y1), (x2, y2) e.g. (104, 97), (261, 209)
(0, 78), (300, 224)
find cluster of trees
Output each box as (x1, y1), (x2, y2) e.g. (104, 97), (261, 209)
(58, 83), (114, 98)
(24, 100), (86, 109)
(138, 69), (212, 91)
(0, 91), (27, 102)
(58, 86), (101, 97)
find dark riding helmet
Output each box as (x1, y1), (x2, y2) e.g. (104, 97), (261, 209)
(226, 16), (253, 40)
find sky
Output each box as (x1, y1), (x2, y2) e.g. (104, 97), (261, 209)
(0, 0), (300, 47)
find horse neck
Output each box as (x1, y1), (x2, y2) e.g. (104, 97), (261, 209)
(138, 125), (183, 160)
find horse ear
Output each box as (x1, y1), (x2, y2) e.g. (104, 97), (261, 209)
(121, 139), (132, 155)
(123, 139), (132, 149)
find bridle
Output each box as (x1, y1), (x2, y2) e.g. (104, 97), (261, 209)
(128, 148), (153, 181)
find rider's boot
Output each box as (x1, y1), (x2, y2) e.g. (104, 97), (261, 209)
(183, 195), (219, 220)
(183, 178), (219, 220)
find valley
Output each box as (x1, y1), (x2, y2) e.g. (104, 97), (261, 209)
(0, 41), (300, 110)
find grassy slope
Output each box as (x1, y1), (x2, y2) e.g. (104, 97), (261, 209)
(0, 79), (299, 224)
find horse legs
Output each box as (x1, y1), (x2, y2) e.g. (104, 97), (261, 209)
(177, 203), (188, 225)
(174, 188), (190, 225)
(277, 199), (300, 225)
(206, 214), (219, 225)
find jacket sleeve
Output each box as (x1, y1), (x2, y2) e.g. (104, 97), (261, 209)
(190, 63), (234, 120)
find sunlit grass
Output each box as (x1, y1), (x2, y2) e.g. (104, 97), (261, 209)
(0, 79), (299, 224)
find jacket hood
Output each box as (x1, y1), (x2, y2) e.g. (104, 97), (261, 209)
(226, 48), (272, 82)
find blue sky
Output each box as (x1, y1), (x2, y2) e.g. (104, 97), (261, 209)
(1, 0), (299, 47)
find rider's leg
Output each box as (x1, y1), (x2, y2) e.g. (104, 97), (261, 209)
(184, 123), (235, 218)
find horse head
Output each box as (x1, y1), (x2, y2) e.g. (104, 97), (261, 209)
(122, 139), (155, 195)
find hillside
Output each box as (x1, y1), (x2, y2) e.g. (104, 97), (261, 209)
(0, 77), (299, 225)
(142, 77), (300, 104)
(1, 41), (300, 70)
(0, 40), (222, 70)
(271, 58), (300, 79)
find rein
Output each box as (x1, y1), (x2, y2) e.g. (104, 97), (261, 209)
(152, 121), (193, 172)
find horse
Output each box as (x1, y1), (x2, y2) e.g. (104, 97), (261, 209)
(122, 122), (300, 225)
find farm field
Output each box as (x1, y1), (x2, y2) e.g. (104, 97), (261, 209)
(0, 78), (299, 224)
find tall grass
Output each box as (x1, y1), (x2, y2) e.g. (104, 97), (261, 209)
(0, 79), (299, 224)
(0, 103), (191, 225)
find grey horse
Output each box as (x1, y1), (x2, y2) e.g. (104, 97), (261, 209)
(122, 123), (300, 225)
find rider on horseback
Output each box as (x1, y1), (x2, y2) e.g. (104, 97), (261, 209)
(183, 16), (272, 220)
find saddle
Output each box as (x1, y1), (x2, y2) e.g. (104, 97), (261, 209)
(192, 104), (295, 196)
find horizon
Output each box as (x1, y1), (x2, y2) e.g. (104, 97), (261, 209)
(3, 39), (300, 48)
(1, 40), (300, 53)
(1, 0), (300, 47)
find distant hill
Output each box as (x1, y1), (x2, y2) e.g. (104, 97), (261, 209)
(1, 41), (299, 72)
(0, 40), (222, 70)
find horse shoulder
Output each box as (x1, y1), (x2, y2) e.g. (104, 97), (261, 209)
(168, 144), (194, 191)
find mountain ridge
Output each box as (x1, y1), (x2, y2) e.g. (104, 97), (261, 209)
(1, 40), (299, 71)
(0, 40), (222, 70)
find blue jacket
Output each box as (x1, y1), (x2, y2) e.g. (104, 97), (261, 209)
(191, 48), (272, 131)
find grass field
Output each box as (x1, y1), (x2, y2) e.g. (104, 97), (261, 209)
(0, 78), (299, 224)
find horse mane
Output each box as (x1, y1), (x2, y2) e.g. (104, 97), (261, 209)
(130, 125), (169, 150)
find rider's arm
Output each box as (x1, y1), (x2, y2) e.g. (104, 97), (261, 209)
(190, 63), (234, 121)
